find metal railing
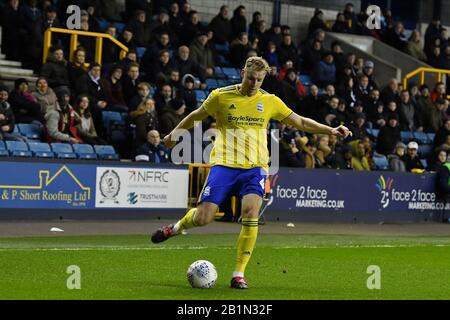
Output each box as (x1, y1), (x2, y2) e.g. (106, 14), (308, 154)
(43, 27), (128, 65)
(403, 67), (450, 99)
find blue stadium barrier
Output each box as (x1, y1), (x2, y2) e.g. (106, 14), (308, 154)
(73, 144), (98, 160)
(28, 142), (54, 158)
(17, 123), (42, 140)
(51, 143), (77, 159)
(94, 145), (120, 160)
(5, 141), (32, 157)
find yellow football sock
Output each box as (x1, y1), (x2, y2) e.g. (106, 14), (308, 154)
(234, 217), (259, 275)
(176, 208), (198, 233)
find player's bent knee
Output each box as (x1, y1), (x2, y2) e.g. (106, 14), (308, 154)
(195, 203), (217, 226)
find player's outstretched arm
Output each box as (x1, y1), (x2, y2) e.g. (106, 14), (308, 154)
(282, 112), (352, 138)
(163, 106), (210, 148)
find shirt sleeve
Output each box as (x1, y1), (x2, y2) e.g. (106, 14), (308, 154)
(201, 89), (220, 116)
(271, 95), (293, 121)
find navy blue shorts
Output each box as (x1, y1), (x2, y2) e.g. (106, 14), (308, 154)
(199, 165), (266, 205)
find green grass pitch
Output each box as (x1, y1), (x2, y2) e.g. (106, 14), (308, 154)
(1, 233), (450, 299)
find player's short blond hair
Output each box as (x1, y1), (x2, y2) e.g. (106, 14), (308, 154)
(244, 56), (270, 73)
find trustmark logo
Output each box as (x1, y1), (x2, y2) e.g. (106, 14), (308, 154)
(376, 176), (394, 208)
(127, 192), (138, 205)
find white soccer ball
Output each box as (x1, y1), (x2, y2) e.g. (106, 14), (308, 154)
(186, 260), (218, 289)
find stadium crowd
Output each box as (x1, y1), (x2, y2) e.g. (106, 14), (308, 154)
(0, 0), (449, 173)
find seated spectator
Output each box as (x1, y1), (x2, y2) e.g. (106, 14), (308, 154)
(67, 48), (88, 90)
(383, 22), (407, 51)
(336, 99), (352, 126)
(430, 82), (446, 102)
(121, 62), (142, 107)
(427, 149), (448, 172)
(350, 140), (371, 171)
(129, 82), (152, 113)
(136, 130), (170, 163)
(154, 84), (173, 113)
(321, 95), (341, 127)
(9, 78), (42, 124)
(338, 76), (357, 109)
(382, 100), (401, 123)
(332, 13), (349, 33)
(301, 85), (321, 119)
(159, 98), (186, 137)
(307, 10), (329, 38)
(362, 61), (379, 90)
(230, 5), (247, 40)
(279, 135), (306, 168)
(174, 46), (206, 84)
(73, 95), (106, 146)
(101, 64), (128, 112)
(380, 78), (399, 105)
(423, 98), (447, 133)
(416, 85), (433, 119)
(125, 10), (151, 47)
(209, 5), (231, 45)
(40, 45), (70, 94)
(131, 97), (159, 148)
(277, 33), (299, 67)
(388, 142), (407, 172)
(427, 46), (445, 69)
(142, 32), (172, 71)
(32, 77), (57, 116)
(180, 10), (202, 46)
(261, 65), (281, 97)
(178, 74), (197, 115)
(278, 68), (303, 112)
(348, 112), (369, 141)
(230, 32), (252, 68)
(45, 89), (81, 144)
(118, 29), (137, 51)
(312, 51), (336, 88)
(0, 85), (26, 142)
(354, 74), (373, 108)
(189, 31), (215, 78)
(402, 141), (425, 172)
(120, 50), (138, 71)
(148, 49), (177, 86)
(376, 113), (401, 156)
(398, 89), (423, 131)
(434, 119), (450, 148)
(314, 134), (332, 166)
(404, 30), (427, 61)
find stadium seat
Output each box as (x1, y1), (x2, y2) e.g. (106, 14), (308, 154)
(51, 143), (77, 159)
(427, 132), (436, 142)
(97, 18), (109, 31)
(217, 79), (229, 87)
(94, 145), (120, 160)
(400, 131), (414, 143)
(114, 22), (125, 34)
(418, 144), (433, 159)
(28, 142), (54, 158)
(214, 43), (229, 54)
(73, 144), (98, 160)
(102, 111), (124, 126)
(17, 123), (42, 140)
(420, 159), (428, 169)
(373, 154), (389, 170)
(194, 90), (207, 105)
(371, 128), (380, 138)
(136, 47), (146, 59)
(413, 131), (431, 144)
(299, 74), (311, 86)
(5, 141), (32, 157)
(205, 79), (218, 89)
(214, 66), (225, 78)
(222, 67), (241, 80)
(0, 141), (9, 156)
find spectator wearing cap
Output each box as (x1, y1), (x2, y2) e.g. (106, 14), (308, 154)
(40, 46), (70, 94)
(388, 142), (407, 172)
(125, 10), (152, 47)
(404, 30), (427, 61)
(362, 60), (379, 90)
(402, 141), (425, 172)
(189, 31), (215, 78)
(312, 51), (336, 88)
(0, 85), (26, 142)
(136, 130), (170, 163)
(8, 78), (42, 125)
(45, 88), (82, 144)
(423, 97), (447, 133)
(177, 75), (196, 116)
(101, 64), (128, 112)
(32, 77), (58, 116)
(376, 113), (401, 156)
(398, 89), (423, 131)
(159, 98), (186, 137)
